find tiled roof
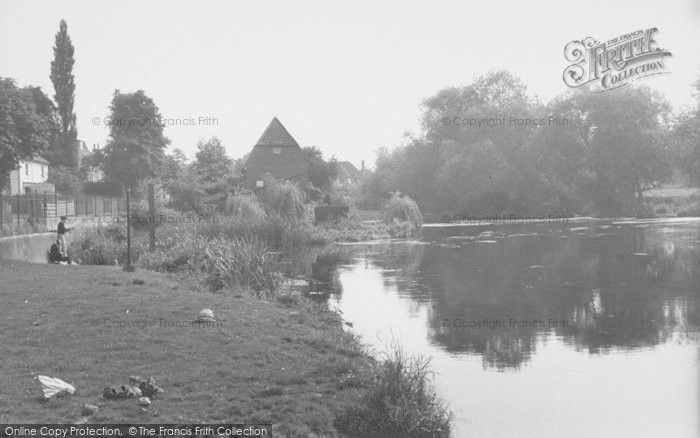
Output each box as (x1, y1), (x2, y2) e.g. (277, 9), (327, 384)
(28, 156), (50, 165)
(255, 117), (299, 147)
(336, 161), (361, 179)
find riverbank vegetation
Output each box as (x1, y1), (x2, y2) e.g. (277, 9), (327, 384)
(336, 345), (451, 437)
(355, 71), (700, 219)
(67, 177), (423, 273)
(62, 184), (442, 435)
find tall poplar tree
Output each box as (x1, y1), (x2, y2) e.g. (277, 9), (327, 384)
(50, 19), (78, 169)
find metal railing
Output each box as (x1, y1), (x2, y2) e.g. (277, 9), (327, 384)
(0, 192), (126, 233)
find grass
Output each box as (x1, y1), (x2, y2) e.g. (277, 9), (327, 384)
(0, 261), (374, 437)
(336, 344), (452, 438)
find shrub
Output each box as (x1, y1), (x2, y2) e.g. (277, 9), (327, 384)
(140, 231), (282, 295)
(263, 176), (306, 222)
(337, 345), (452, 437)
(303, 182), (324, 202)
(381, 192), (422, 237)
(127, 200), (181, 232)
(68, 225), (145, 265)
(225, 193), (266, 223)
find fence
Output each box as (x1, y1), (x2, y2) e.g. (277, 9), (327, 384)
(0, 192), (126, 232)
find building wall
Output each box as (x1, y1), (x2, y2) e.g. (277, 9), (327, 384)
(7, 161), (49, 196)
(244, 146), (308, 190)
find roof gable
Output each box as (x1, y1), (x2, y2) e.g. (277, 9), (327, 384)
(23, 156), (49, 165)
(336, 161), (361, 179)
(255, 117), (299, 147)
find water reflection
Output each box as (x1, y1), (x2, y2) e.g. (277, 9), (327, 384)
(303, 220), (700, 370)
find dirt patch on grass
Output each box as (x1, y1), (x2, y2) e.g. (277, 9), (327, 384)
(0, 261), (372, 437)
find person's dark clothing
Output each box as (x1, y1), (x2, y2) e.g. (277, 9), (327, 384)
(49, 242), (71, 264)
(49, 243), (61, 262)
(58, 222), (67, 234)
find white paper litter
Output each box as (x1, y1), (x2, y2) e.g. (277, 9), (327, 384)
(38, 375), (76, 399)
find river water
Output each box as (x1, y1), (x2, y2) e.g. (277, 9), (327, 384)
(303, 218), (700, 437)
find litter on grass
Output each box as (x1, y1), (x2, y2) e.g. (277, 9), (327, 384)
(196, 308), (216, 323)
(37, 375), (75, 399)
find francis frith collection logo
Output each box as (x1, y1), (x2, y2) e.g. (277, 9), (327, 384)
(563, 28), (672, 91)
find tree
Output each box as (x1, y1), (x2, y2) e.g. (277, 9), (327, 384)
(167, 171), (207, 213)
(160, 148), (187, 188)
(364, 71), (675, 217)
(194, 137), (231, 183)
(302, 146), (337, 191)
(0, 78), (54, 192)
(545, 87), (671, 215)
(48, 165), (82, 194)
(50, 19), (78, 169)
(672, 76), (700, 186)
(192, 137), (234, 210)
(378, 71), (539, 214)
(102, 90), (170, 194)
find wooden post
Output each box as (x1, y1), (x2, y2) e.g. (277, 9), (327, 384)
(43, 192), (47, 227)
(126, 188), (132, 270)
(16, 194), (20, 229)
(148, 183), (155, 253)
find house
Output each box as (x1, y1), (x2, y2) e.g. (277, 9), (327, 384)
(335, 161), (362, 184)
(3, 156), (55, 196)
(244, 117), (308, 190)
(78, 141), (104, 182)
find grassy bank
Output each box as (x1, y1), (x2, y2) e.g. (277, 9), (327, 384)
(29, 192), (451, 435)
(0, 260), (450, 437)
(0, 261), (369, 435)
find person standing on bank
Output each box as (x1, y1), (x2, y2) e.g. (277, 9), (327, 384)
(57, 216), (71, 256)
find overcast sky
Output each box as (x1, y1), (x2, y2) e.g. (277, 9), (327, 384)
(1, 0), (699, 168)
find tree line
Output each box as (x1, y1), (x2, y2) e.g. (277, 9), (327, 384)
(0, 19), (339, 209)
(359, 71), (700, 217)
(2, 21), (698, 219)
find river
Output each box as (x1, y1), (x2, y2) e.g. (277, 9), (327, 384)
(302, 218), (700, 437)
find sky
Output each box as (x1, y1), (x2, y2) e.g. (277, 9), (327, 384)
(1, 0), (699, 169)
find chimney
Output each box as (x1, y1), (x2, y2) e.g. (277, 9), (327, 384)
(361, 160), (365, 171)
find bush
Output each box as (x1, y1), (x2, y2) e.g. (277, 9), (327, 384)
(68, 225), (145, 265)
(127, 200), (181, 232)
(140, 233), (282, 295)
(225, 193), (266, 222)
(337, 345), (452, 437)
(381, 192), (422, 237)
(263, 176), (305, 222)
(303, 182), (324, 202)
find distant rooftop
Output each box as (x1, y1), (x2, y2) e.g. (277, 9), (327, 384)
(25, 156), (49, 165)
(336, 161), (362, 179)
(255, 117), (299, 147)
